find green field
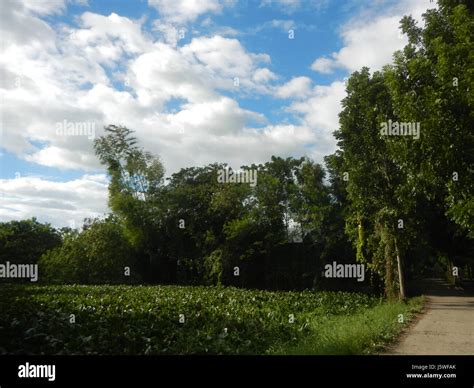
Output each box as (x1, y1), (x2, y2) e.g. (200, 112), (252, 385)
(0, 285), (423, 355)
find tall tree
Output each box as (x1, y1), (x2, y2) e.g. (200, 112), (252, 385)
(94, 125), (166, 282)
(335, 68), (411, 299)
(385, 0), (473, 238)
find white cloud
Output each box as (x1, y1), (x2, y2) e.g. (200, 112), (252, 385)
(183, 35), (270, 79)
(1, 3), (282, 175)
(289, 81), (347, 156)
(21, 0), (67, 15)
(0, 174), (109, 227)
(70, 12), (153, 65)
(148, 0), (234, 23)
(130, 43), (216, 104)
(310, 0), (429, 74)
(153, 23), (187, 46)
(128, 35), (275, 107)
(0, 0), (349, 185)
(155, 96), (266, 136)
(335, 15), (407, 73)
(25, 146), (101, 171)
(310, 57), (335, 74)
(291, 81), (346, 133)
(0, 0), (57, 48)
(158, 123), (316, 174)
(15, 0), (89, 17)
(253, 68), (278, 83)
(275, 76), (312, 99)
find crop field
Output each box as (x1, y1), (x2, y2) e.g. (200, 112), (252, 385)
(0, 285), (423, 355)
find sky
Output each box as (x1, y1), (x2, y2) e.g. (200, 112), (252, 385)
(0, 0), (435, 227)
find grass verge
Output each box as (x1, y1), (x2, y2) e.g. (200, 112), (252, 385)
(269, 296), (425, 354)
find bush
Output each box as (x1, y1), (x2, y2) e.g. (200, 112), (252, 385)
(0, 218), (61, 265)
(39, 217), (140, 284)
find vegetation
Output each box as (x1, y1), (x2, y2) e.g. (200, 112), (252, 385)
(0, 0), (471, 356)
(272, 297), (423, 355)
(0, 284), (422, 355)
(0, 219), (61, 266)
(38, 217), (140, 284)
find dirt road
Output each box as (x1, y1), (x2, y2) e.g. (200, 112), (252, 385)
(390, 279), (474, 355)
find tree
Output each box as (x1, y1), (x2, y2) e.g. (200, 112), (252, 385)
(39, 217), (138, 284)
(385, 0), (473, 237)
(331, 0), (474, 298)
(94, 125), (166, 282)
(384, 0), (474, 280)
(334, 68), (411, 299)
(0, 218), (61, 266)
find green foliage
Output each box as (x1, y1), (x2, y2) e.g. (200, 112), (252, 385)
(0, 218), (61, 266)
(271, 297), (424, 355)
(39, 217), (139, 284)
(356, 221), (365, 263)
(93, 142), (337, 288)
(386, 1), (473, 235)
(94, 125), (167, 282)
(329, 0), (474, 297)
(203, 249), (223, 286)
(334, 68), (409, 298)
(0, 285), (380, 355)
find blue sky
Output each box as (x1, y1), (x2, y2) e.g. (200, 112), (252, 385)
(0, 0), (433, 226)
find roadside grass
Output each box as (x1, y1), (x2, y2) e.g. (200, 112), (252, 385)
(269, 297), (425, 355)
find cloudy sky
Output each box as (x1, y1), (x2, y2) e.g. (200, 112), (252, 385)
(0, 0), (434, 227)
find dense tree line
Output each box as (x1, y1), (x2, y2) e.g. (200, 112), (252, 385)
(332, 0), (473, 298)
(1, 0), (472, 296)
(93, 126), (354, 289)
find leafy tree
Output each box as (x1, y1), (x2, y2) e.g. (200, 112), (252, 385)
(0, 218), (61, 266)
(94, 125), (166, 282)
(39, 217), (138, 284)
(334, 68), (411, 299)
(384, 0), (474, 280)
(331, 0), (473, 298)
(385, 0), (473, 237)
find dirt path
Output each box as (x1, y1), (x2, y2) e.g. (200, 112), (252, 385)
(389, 279), (474, 355)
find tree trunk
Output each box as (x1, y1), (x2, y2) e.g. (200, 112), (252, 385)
(394, 237), (406, 300)
(385, 253), (394, 300)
